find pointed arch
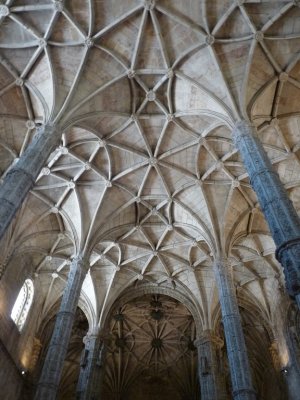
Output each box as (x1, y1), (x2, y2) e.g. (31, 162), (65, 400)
(11, 278), (34, 331)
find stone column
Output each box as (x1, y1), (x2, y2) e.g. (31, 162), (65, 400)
(0, 124), (61, 241)
(214, 258), (256, 400)
(195, 330), (226, 400)
(233, 120), (300, 303)
(286, 327), (300, 399)
(34, 256), (89, 400)
(76, 334), (106, 400)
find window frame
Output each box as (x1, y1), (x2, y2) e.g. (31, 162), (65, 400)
(11, 278), (34, 332)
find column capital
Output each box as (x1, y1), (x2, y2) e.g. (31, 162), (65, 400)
(83, 333), (98, 345)
(71, 255), (90, 273)
(214, 256), (229, 265)
(232, 120), (257, 144)
(233, 120), (255, 130)
(214, 256), (232, 271)
(194, 330), (224, 348)
(33, 122), (61, 140)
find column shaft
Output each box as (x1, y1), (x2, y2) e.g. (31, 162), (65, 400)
(34, 256), (89, 400)
(195, 331), (226, 400)
(214, 259), (256, 400)
(0, 124), (61, 240)
(76, 335), (106, 400)
(233, 121), (300, 298)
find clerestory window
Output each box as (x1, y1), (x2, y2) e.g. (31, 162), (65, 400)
(11, 279), (34, 331)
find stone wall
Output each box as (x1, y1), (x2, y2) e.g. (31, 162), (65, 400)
(0, 254), (39, 400)
(0, 339), (23, 400)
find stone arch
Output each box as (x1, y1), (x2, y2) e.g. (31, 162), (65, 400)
(101, 286), (200, 400)
(101, 283), (203, 337)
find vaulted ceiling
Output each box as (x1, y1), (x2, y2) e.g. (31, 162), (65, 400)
(103, 294), (198, 400)
(1, 1), (300, 353)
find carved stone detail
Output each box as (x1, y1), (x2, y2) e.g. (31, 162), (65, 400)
(0, 124), (62, 241)
(77, 334), (106, 400)
(233, 120), (300, 297)
(194, 330), (226, 400)
(34, 256), (90, 400)
(214, 258), (256, 400)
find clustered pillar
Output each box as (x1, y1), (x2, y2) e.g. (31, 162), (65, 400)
(233, 120), (300, 305)
(195, 330), (226, 400)
(76, 333), (106, 400)
(214, 258), (257, 400)
(34, 256), (90, 400)
(0, 124), (62, 241)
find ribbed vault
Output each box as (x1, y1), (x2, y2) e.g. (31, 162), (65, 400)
(103, 293), (198, 400)
(1, 1), (300, 397)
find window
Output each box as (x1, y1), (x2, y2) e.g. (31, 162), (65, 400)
(11, 279), (34, 331)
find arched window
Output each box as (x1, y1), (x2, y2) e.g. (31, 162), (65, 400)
(11, 279), (34, 331)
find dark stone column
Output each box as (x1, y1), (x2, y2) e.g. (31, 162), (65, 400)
(76, 334), (106, 400)
(34, 256), (89, 400)
(195, 330), (226, 400)
(0, 124), (61, 241)
(233, 120), (300, 303)
(214, 258), (256, 400)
